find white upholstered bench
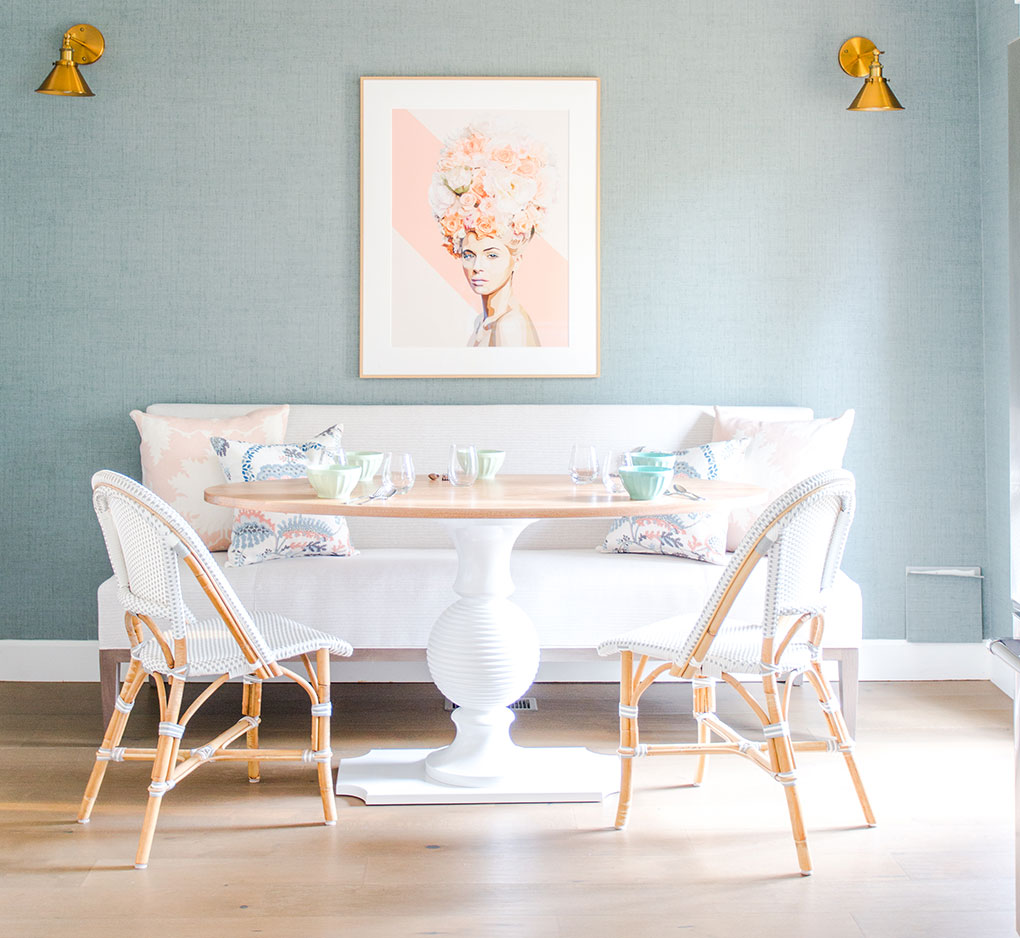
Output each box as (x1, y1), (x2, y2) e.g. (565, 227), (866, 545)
(96, 404), (863, 730)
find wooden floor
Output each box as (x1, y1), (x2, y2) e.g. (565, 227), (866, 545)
(0, 678), (1014, 937)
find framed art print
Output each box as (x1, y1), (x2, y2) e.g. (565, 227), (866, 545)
(360, 77), (600, 378)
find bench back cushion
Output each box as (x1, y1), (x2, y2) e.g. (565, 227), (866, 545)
(146, 404), (812, 549)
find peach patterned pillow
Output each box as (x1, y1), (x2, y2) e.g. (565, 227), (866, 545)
(130, 406), (289, 551)
(713, 408), (855, 550)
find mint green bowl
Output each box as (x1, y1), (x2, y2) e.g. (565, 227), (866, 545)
(618, 466), (672, 500)
(477, 449), (506, 479)
(629, 451), (676, 469)
(346, 450), (384, 481)
(307, 464), (363, 501)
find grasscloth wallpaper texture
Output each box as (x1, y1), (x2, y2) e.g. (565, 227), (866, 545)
(0, 1), (1015, 642)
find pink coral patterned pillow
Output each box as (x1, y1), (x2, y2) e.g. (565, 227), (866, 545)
(130, 406), (289, 551)
(713, 408), (855, 550)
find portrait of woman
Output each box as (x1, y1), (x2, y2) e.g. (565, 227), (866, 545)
(428, 124), (557, 348)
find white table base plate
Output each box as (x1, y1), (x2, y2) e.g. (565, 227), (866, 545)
(335, 747), (620, 805)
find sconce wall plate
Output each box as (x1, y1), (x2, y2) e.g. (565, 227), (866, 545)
(62, 24), (105, 65)
(838, 37), (878, 78)
(36, 24), (105, 97)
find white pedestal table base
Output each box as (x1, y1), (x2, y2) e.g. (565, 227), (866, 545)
(335, 516), (618, 804)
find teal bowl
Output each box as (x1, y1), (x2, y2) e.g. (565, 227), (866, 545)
(618, 466), (672, 500)
(629, 451), (676, 469)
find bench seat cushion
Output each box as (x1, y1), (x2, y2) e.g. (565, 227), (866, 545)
(98, 549), (862, 653)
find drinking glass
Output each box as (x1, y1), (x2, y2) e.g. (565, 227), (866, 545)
(601, 450), (632, 494)
(306, 443), (343, 469)
(449, 444), (478, 486)
(383, 452), (416, 494)
(569, 444), (600, 484)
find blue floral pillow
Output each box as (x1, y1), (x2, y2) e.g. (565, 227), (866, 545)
(599, 438), (749, 565)
(211, 425), (357, 566)
(211, 425), (345, 482)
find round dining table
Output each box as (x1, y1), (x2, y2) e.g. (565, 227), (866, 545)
(206, 474), (766, 804)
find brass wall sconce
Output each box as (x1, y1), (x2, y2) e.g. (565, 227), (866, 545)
(36, 25), (105, 97)
(838, 37), (903, 111)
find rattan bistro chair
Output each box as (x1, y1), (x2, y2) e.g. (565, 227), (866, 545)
(597, 470), (875, 876)
(79, 471), (352, 869)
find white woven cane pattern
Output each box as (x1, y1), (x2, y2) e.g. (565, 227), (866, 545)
(764, 494), (843, 626)
(597, 471), (854, 675)
(101, 489), (188, 638)
(132, 610), (353, 678)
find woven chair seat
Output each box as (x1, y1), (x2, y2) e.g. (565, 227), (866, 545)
(598, 615), (814, 677)
(132, 611), (353, 679)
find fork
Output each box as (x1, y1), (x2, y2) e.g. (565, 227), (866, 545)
(666, 482), (706, 501)
(352, 482), (397, 505)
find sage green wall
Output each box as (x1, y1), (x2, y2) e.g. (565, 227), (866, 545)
(0, 1), (1011, 642)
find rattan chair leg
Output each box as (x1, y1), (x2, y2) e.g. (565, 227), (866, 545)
(614, 651), (637, 830)
(805, 664), (876, 827)
(692, 680), (715, 786)
(762, 675), (812, 876)
(783, 783), (813, 876)
(243, 680), (263, 783)
(135, 679), (185, 870)
(79, 661), (148, 824)
(315, 649), (336, 825)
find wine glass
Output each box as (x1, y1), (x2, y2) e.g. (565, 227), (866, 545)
(384, 452), (416, 494)
(569, 444), (600, 484)
(449, 444), (478, 486)
(601, 450), (632, 494)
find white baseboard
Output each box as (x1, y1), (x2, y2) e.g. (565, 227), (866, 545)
(0, 638), (1008, 686)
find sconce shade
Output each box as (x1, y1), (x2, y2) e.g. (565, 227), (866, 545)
(36, 25), (104, 97)
(839, 37), (904, 112)
(847, 74), (903, 112)
(36, 57), (94, 96)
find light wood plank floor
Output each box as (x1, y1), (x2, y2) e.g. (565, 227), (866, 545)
(0, 679), (1014, 937)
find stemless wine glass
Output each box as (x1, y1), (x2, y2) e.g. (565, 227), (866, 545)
(384, 452), (416, 494)
(448, 444), (478, 486)
(601, 450), (632, 494)
(569, 444), (600, 484)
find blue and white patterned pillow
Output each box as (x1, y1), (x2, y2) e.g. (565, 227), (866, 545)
(599, 438), (749, 565)
(211, 425), (357, 566)
(211, 424), (345, 482)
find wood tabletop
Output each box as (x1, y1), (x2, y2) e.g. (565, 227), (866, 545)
(205, 474), (767, 520)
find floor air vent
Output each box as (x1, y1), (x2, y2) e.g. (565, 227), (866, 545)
(444, 697), (537, 712)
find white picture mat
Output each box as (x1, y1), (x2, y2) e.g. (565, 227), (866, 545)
(360, 77), (599, 378)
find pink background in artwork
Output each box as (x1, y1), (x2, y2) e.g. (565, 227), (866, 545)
(391, 109), (568, 347)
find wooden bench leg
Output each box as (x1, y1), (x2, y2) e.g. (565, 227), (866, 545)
(100, 649), (130, 728)
(826, 647), (859, 738)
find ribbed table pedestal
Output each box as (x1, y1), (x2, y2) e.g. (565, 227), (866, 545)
(335, 518), (618, 804)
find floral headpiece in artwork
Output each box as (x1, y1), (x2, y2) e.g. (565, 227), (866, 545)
(428, 123), (556, 257)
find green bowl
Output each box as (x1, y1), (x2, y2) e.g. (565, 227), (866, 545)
(477, 449), (506, 479)
(306, 464), (363, 501)
(346, 450), (384, 481)
(618, 466), (672, 500)
(629, 451), (676, 469)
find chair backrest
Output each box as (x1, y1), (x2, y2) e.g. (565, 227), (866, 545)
(91, 470), (277, 676)
(679, 470), (856, 676)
